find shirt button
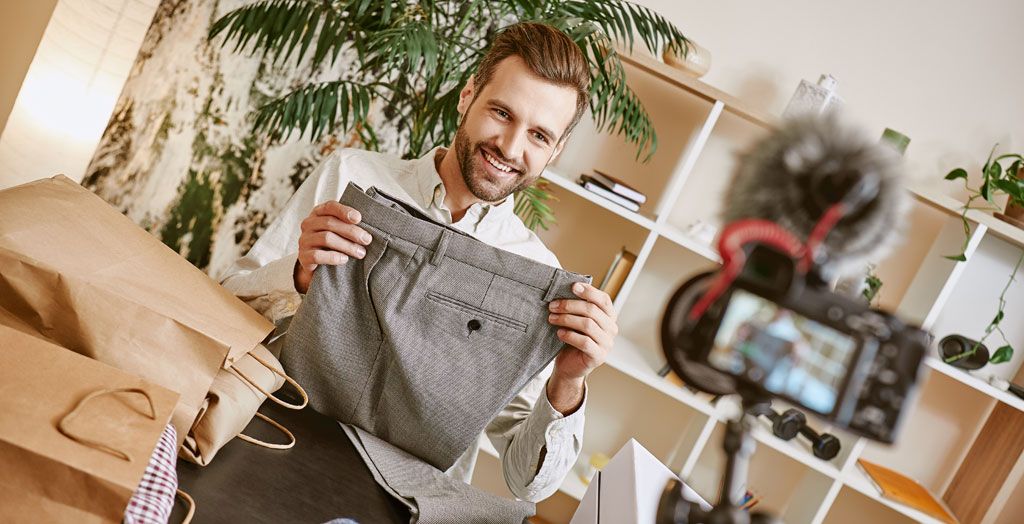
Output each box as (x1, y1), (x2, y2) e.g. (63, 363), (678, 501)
(467, 319), (482, 332)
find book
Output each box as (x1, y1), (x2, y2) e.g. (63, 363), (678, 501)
(579, 176), (641, 212)
(857, 459), (959, 523)
(591, 169), (647, 204)
(598, 248), (637, 300)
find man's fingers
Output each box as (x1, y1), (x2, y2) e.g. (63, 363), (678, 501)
(298, 249), (349, 269)
(548, 313), (612, 349)
(556, 328), (602, 357)
(302, 230), (367, 259)
(302, 215), (372, 245)
(548, 299), (615, 336)
(570, 283), (616, 318)
(313, 201), (362, 224)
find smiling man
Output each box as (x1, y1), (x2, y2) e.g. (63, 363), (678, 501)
(221, 22), (618, 502)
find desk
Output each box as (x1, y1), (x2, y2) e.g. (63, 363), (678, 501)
(172, 401), (409, 523)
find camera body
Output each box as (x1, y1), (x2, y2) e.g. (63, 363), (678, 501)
(662, 245), (928, 443)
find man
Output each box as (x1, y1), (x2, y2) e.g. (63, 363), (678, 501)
(221, 22), (618, 503)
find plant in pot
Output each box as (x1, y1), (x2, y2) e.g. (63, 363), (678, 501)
(209, 0), (691, 230)
(942, 146), (1024, 368)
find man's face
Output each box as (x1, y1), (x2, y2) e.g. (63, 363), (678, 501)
(452, 56), (579, 202)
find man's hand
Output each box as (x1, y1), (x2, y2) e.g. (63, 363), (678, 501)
(545, 283), (618, 414)
(293, 201), (373, 294)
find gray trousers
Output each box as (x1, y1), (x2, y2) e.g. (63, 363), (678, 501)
(280, 183), (589, 521)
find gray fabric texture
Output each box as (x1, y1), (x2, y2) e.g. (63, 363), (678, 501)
(343, 424), (534, 524)
(280, 182), (589, 521)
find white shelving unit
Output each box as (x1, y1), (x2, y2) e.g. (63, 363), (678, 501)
(469, 51), (1024, 524)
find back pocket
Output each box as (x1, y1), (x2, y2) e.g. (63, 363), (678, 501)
(425, 291), (528, 333)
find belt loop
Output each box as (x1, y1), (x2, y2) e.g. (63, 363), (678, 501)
(542, 271), (560, 302)
(430, 229), (453, 266)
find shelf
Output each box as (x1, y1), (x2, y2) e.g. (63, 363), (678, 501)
(841, 466), (947, 524)
(541, 169), (656, 230)
(909, 185), (1024, 250)
(606, 336), (717, 416)
(476, 434), (588, 501)
(924, 356), (1024, 412)
(657, 223), (721, 263)
(710, 398), (844, 480)
(617, 51), (777, 129)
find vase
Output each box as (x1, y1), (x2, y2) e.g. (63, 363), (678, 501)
(663, 40), (711, 78)
(938, 334), (989, 370)
(994, 166), (1024, 230)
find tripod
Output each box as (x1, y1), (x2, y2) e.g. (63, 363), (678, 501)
(656, 396), (780, 524)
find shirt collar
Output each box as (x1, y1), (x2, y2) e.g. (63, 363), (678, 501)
(413, 147), (517, 230)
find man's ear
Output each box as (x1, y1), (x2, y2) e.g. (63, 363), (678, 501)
(457, 76), (476, 116)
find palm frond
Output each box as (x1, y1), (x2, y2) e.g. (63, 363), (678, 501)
(252, 80), (380, 142)
(515, 180), (558, 231)
(557, 0), (689, 57)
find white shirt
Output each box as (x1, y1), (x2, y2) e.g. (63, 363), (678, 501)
(220, 147), (585, 502)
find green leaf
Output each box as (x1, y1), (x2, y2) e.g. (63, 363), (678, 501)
(944, 168), (968, 181)
(990, 344), (1013, 364)
(943, 253), (967, 262)
(981, 181), (992, 202)
(993, 310), (1004, 324)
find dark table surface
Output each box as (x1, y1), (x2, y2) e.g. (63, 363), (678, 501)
(171, 400), (409, 524)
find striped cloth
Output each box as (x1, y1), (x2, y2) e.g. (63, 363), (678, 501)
(123, 424), (178, 524)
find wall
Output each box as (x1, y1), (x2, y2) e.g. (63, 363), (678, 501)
(0, 0), (159, 190)
(634, 0), (1024, 187)
(0, 0), (57, 134)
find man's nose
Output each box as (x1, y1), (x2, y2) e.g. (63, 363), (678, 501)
(496, 127), (526, 167)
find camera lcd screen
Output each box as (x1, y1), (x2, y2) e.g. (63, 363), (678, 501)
(708, 289), (858, 414)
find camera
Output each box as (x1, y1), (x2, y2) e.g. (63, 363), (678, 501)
(656, 116), (930, 524)
(661, 244), (928, 443)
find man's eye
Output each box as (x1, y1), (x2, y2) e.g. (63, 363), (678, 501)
(533, 132), (548, 144)
(495, 109), (510, 119)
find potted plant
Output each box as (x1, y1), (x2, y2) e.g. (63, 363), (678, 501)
(209, 0), (691, 230)
(942, 146), (1024, 367)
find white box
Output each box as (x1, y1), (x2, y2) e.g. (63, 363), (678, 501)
(570, 439), (710, 524)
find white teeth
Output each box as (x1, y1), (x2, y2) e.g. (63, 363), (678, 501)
(484, 151), (513, 173)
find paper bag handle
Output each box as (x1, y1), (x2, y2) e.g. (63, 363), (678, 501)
(237, 411), (296, 450)
(176, 489), (195, 524)
(231, 352), (309, 410)
(58, 387), (156, 462)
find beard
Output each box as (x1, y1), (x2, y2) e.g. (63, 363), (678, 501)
(453, 123), (538, 203)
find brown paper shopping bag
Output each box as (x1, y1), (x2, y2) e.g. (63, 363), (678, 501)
(0, 325), (179, 524)
(0, 176), (274, 443)
(181, 343), (309, 466)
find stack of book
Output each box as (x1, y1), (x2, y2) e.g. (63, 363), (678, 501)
(578, 170), (647, 212)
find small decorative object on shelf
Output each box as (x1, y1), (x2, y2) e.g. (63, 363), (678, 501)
(782, 74), (844, 118)
(986, 375), (1024, 400)
(578, 452), (610, 485)
(881, 128), (911, 155)
(685, 219), (718, 247)
(662, 40), (711, 78)
(938, 334), (991, 370)
(994, 162), (1024, 229)
(944, 146), (1024, 255)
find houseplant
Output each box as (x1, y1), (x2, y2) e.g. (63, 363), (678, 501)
(942, 146), (1024, 366)
(209, 0), (690, 230)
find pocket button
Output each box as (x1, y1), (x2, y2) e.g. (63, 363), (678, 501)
(467, 319), (482, 332)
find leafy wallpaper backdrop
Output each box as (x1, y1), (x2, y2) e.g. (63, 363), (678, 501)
(83, 0), (401, 278)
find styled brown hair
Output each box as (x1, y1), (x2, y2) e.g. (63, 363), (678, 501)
(473, 22), (591, 141)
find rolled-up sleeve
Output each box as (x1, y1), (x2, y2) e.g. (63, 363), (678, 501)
(484, 364), (587, 502)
